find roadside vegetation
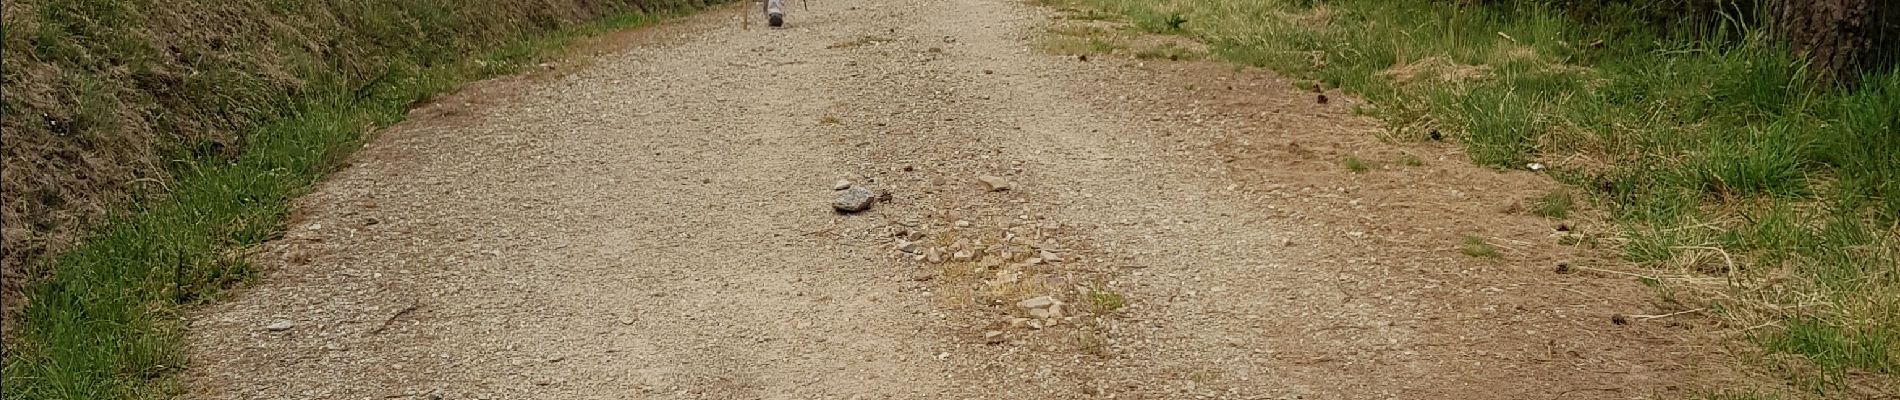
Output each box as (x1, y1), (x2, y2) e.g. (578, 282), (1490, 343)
(0, 1), (720, 399)
(1036, 0), (1897, 396)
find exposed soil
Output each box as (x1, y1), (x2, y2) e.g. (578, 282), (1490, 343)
(186, 0), (1768, 398)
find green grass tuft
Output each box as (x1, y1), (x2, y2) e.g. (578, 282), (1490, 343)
(1343, 155), (1371, 173)
(1770, 317), (1898, 376)
(1533, 189), (1574, 219)
(1689, 125), (1811, 199)
(1087, 285), (1127, 312)
(1461, 235), (1501, 258)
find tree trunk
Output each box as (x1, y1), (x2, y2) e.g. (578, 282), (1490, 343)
(1772, 0), (1898, 86)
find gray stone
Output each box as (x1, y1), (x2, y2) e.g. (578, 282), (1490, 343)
(265, 320), (295, 332)
(834, 187), (875, 213)
(1016, 296), (1058, 310)
(977, 175), (1012, 192)
(983, 330), (1007, 344)
(895, 240), (922, 254)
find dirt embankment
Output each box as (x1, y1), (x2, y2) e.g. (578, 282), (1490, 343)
(0, 0), (720, 337)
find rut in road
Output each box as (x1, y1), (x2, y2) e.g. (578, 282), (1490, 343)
(187, 0), (1740, 398)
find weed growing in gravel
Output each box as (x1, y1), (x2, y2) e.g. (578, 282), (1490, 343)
(1343, 155), (1370, 173)
(1461, 235), (1500, 258)
(1086, 285), (1126, 312)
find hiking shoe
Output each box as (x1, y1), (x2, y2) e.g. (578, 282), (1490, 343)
(766, 0), (785, 27)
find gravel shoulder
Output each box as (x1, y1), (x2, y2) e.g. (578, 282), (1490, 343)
(186, 0), (1746, 398)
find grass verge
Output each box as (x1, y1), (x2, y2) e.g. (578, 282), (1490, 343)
(1035, 0), (1897, 395)
(0, 6), (712, 399)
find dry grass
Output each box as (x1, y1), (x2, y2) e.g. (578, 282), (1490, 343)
(1272, 7), (1335, 30)
(1377, 56), (1492, 85)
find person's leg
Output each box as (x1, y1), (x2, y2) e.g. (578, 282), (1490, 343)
(766, 0), (785, 27)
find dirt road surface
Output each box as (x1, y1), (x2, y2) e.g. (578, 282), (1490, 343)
(186, 0), (1745, 398)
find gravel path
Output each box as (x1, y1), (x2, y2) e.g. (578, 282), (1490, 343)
(186, 0), (1731, 398)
